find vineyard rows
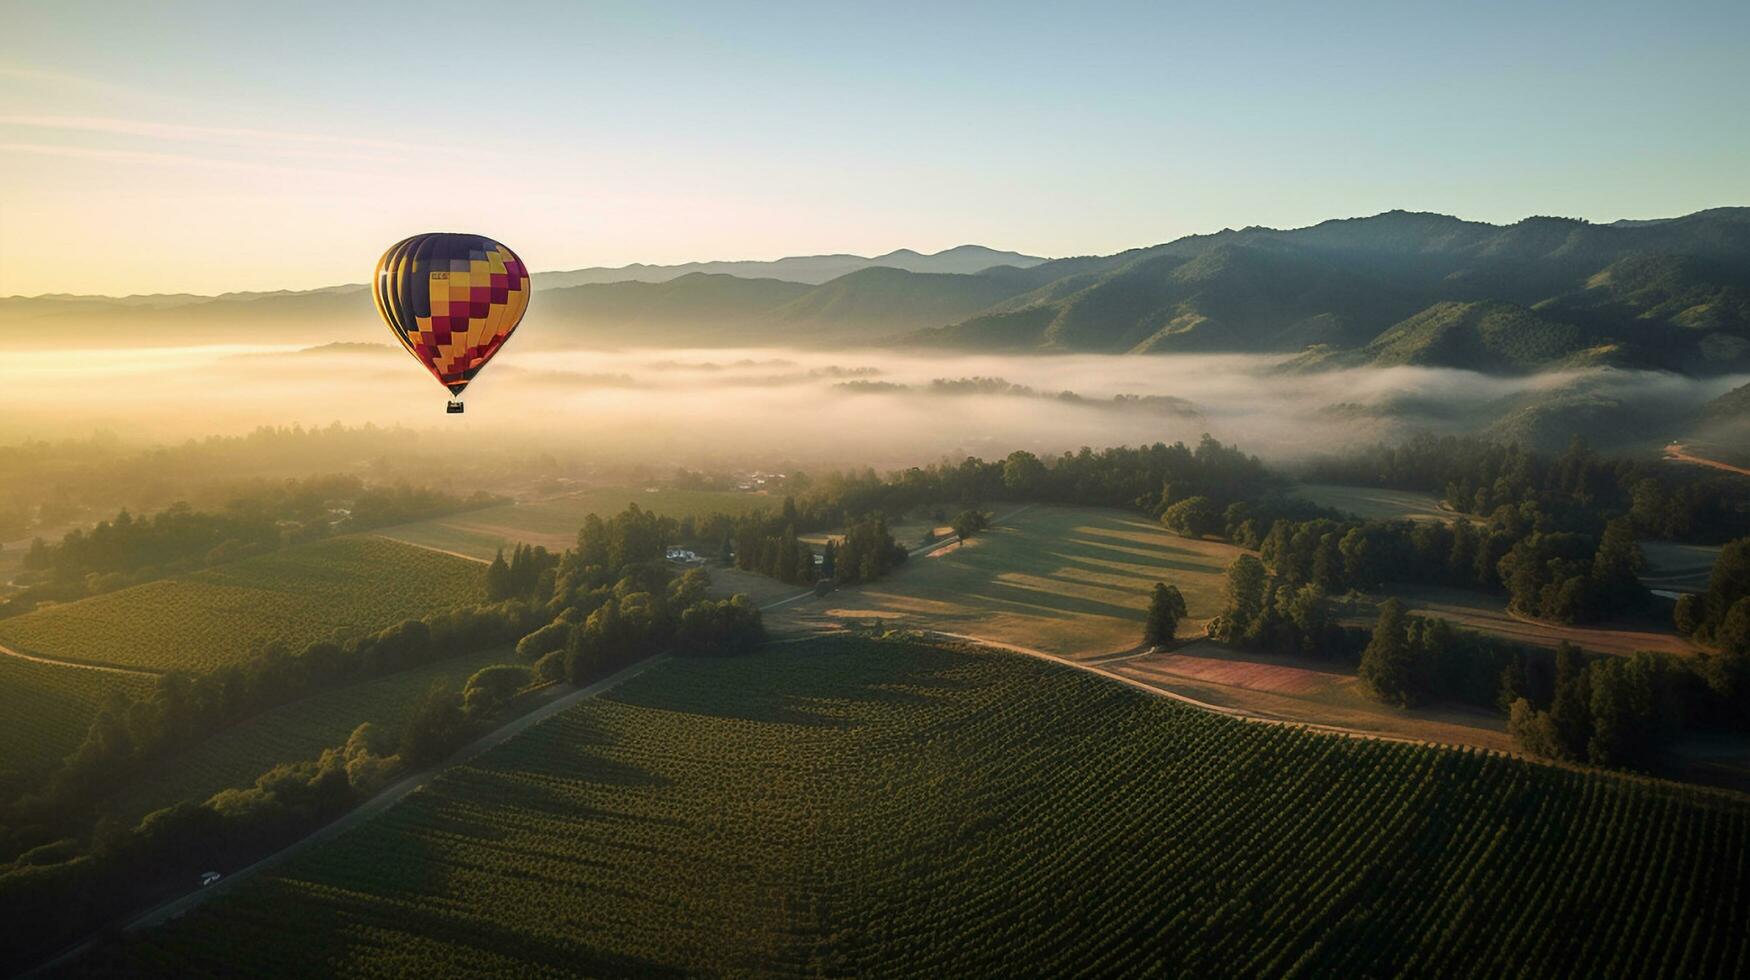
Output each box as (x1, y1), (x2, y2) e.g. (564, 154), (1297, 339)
(0, 657), (151, 778)
(103, 635), (1749, 978)
(0, 536), (484, 674)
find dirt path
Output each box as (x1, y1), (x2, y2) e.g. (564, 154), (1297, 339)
(923, 630), (1432, 747)
(372, 535), (492, 565)
(1664, 443), (1750, 478)
(0, 637), (162, 678)
(29, 654), (667, 976)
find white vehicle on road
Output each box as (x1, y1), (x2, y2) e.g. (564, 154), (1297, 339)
(199, 871), (221, 887)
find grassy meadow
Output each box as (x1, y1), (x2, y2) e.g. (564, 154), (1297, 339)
(766, 504), (1243, 658)
(0, 537), (485, 674)
(377, 486), (773, 559)
(94, 635), (1750, 978)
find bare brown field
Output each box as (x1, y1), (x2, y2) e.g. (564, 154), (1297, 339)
(1105, 640), (1517, 753)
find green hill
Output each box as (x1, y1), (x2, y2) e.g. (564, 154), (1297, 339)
(912, 208), (1750, 373)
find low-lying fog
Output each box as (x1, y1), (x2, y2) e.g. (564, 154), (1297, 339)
(11, 342), (1745, 470)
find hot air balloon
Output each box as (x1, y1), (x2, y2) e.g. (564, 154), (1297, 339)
(372, 233), (529, 413)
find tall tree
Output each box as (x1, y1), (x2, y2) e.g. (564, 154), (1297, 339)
(484, 548), (513, 601)
(1359, 598), (1419, 707)
(1144, 583), (1188, 647)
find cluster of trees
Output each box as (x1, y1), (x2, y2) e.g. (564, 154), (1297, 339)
(1356, 599), (1525, 709)
(1351, 595), (1747, 769)
(484, 544), (559, 601)
(730, 515), (818, 585)
(1504, 645), (1687, 769)
(1306, 434), (1750, 544)
(834, 515), (908, 585)
(950, 509), (988, 542)
(1205, 555), (1355, 661)
(6, 476), (503, 616)
(1251, 509), (1648, 626)
(507, 506), (767, 686)
(1675, 538), (1750, 653)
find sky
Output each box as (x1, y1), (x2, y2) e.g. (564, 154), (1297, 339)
(2, 0), (1747, 296)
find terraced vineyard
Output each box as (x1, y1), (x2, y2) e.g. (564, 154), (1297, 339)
(0, 537), (485, 674)
(108, 647), (523, 826)
(0, 658), (152, 779)
(100, 636), (1749, 978)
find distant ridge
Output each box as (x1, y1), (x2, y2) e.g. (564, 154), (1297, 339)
(6, 209), (1749, 374)
(534, 244), (1049, 288)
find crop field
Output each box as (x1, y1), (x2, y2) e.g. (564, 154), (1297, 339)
(108, 647), (522, 827)
(377, 486), (773, 560)
(0, 658), (152, 778)
(101, 636), (1749, 978)
(1292, 482), (1453, 523)
(0, 537), (485, 674)
(766, 504), (1243, 658)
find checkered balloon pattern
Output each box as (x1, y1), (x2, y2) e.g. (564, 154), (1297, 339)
(372, 233), (530, 395)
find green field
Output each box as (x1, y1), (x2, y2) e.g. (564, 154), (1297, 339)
(0, 658), (152, 779)
(769, 504), (1242, 658)
(107, 647), (523, 827)
(0, 537), (485, 674)
(1292, 483), (1453, 523)
(99, 636), (1748, 977)
(377, 486), (774, 560)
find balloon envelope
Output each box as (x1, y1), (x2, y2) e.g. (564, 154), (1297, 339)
(372, 233), (529, 396)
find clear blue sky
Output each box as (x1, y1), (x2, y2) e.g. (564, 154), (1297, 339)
(2, 0), (1746, 294)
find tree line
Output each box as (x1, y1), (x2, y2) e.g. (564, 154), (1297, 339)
(1196, 541), (1750, 771)
(1247, 509), (1648, 626)
(1305, 433), (1750, 544)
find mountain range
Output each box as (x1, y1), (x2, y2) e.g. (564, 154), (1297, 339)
(6, 211), (1748, 374)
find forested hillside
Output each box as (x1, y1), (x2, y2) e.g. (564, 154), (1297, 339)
(10, 209), (1747, 371)
(911, 208), (1750, 373)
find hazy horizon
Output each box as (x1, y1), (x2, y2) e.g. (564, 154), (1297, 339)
(5, 0), (1749, 296)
